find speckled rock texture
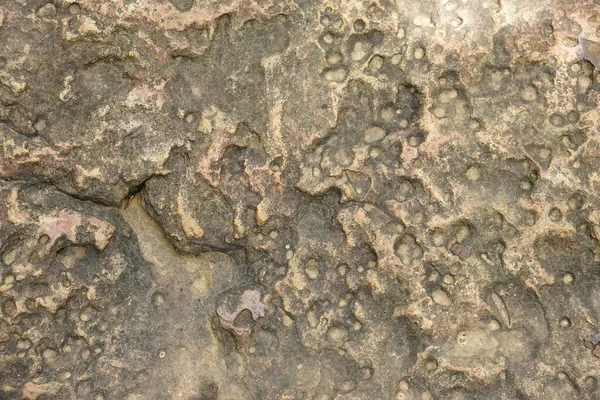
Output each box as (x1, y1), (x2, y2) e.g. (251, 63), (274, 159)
(1, 0), (600, 399)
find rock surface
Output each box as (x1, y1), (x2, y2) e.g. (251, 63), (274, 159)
(1, 0), (600, 399)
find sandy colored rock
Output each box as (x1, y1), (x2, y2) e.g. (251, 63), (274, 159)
(0, 0), (599, 399)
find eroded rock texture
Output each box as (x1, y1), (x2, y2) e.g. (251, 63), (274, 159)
(1, 0), (600, 399)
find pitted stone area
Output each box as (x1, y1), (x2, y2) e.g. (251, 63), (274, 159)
(1, 0), (600, 399)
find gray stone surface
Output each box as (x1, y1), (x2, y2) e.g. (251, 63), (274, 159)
(1, 0), (600, 399)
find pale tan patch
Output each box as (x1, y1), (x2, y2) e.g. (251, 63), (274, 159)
(177, 192), (204, 238)
(7, 187), (115, 250)
(22, 381), (64, 400)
